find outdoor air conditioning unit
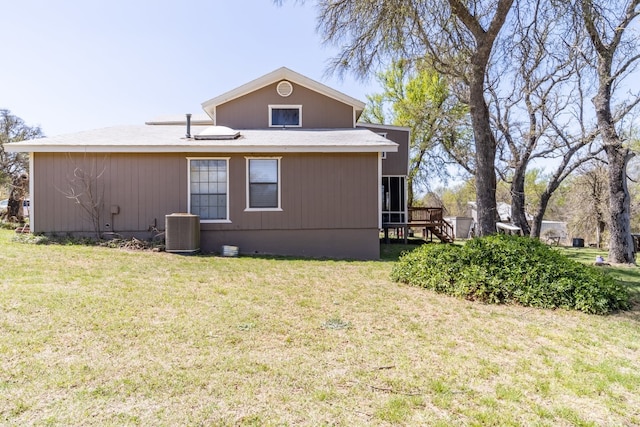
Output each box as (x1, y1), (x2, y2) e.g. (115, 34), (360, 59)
(165, 213), (200, 253)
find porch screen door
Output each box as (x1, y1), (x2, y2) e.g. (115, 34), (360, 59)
(382, 176), (406, 224)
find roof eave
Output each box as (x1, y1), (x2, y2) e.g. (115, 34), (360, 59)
(357, 123), (412, 132)
(201, 67), (366, 118)
(6, 144), (398, 154)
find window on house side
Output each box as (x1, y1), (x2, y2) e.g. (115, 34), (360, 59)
(269, 105), (302, 127)
(189, 158), (229, 221)
(247, 158), (281, 210)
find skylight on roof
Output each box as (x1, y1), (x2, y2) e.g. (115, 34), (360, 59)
(194, 126), (240, 140)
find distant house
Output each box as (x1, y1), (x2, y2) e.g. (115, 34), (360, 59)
(8, 67), (409, 259)
(467, 201), (568, 243)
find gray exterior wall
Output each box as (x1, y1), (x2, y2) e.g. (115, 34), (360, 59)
(217, 82), (355, 129)
(357, 124), (409, 176)
(32, 152), (380, 259)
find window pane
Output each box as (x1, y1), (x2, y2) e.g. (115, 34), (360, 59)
(190, 159), (227, 220)
(271, 108), (300, 126)
(250, 183), (278, 208)
(249, 159), (277, 183)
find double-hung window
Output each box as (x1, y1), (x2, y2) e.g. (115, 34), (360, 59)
(188, 158), (229, 222)
(246, 157), (281, 210)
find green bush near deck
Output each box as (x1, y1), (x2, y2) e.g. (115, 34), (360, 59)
(391, 234), (630, 314)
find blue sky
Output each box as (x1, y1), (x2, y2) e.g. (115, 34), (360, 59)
(0, 1), (379, 136)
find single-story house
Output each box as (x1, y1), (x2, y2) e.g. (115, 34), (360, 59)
(8, 67), (409, 259)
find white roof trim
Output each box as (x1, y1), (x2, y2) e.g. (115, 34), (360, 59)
(357, 123), (412, 132)
(201, 67), (366, 118)
(9, 145), (394, 154)
(6, 126), (398, 154)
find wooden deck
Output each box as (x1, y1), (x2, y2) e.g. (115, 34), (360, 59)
(382, 207), (454, 244)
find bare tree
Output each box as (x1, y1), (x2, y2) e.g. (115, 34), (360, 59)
(488, 1), (589, 235)
(579, 0), (640, 263)
(58, 155), (107, 239)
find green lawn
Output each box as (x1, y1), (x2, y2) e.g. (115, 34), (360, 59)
(562, 246), (640, 306)
(1, 231), (639, 426)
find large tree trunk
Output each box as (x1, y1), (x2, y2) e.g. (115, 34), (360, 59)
(447, 0), (514, 236)
(606, 145), (635, 263)
(7, 173), (28, 223)
(530, 193), (550, 239)
(593, 63), (635, 263)
(510, 165), (531, 235)
(469, 52), (498, 236)
(581, 0), (639, 263)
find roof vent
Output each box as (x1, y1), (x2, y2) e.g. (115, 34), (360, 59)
(276, 80), (293, 97)
(185, 113), (192, 138)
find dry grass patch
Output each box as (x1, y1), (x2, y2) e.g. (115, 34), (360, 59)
(0, 232), (639, 425)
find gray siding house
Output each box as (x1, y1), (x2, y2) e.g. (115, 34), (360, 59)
(8, 67), (409, 259)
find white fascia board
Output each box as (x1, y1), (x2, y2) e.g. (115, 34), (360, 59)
(6, 143), (398, 154)
(356, 123), (412, 132)
(201, 67), (365, 116)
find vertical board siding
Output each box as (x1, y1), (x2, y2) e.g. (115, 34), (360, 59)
(33, 153), (186, 234)
(357, 124), (410, 176)
(217, 83), (355, 129)
(34, 152), (379, 234)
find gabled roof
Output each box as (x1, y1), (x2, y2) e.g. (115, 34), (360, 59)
(201, 67), (366, 122)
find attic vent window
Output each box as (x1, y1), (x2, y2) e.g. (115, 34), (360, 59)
(276, 80), (293, 97)
(269, 105), (302, 127)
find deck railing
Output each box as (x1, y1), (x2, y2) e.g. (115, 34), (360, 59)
(408, 207), (454, 243)
(408, 207), (443, 224)
(381, 207), (454, 243)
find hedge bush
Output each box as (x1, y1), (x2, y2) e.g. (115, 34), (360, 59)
(391, 234), (630, 314)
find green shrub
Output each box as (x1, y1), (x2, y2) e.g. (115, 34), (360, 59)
(391, 235), (630, 314)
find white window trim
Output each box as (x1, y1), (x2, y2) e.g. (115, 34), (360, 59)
(268, 105), (302, 128)
(245, 156), (283, 212)
(187, 157), (231, 223)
